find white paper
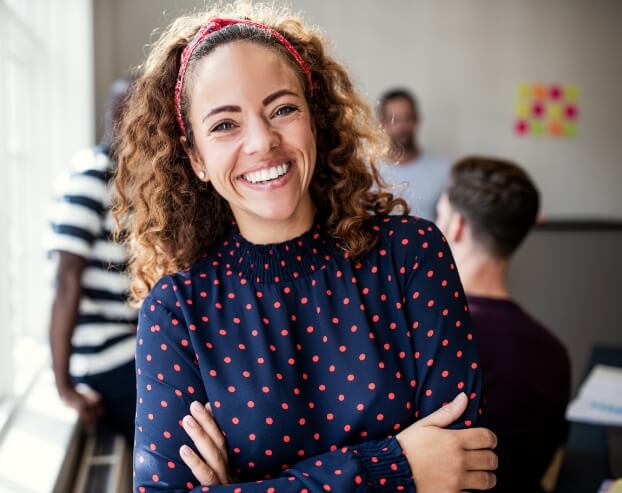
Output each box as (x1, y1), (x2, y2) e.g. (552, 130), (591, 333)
(566, 364), (622, 427)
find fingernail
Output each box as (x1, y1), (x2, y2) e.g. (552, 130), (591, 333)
(205, 402), (212, 414)
(190, 401), (203, 414)
(180, 445), (192, 457)
(183, 415), (196, 428)
(452, 392), (467, 404)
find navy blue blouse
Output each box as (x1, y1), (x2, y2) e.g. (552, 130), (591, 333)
(134, 215), (482, 492)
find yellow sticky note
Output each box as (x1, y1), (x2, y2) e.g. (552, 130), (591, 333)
(548, 103), (562, 119)
(564, 85), (579, 102)
(516, 83), (530, 99)
(515, 101), (529, 118)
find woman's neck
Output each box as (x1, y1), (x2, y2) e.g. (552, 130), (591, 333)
(234, 197), (316, 245)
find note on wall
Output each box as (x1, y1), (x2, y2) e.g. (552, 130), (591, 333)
(514, 83), (579, 138)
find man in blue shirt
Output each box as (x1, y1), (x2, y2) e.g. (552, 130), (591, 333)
(378, 88), (451, 222)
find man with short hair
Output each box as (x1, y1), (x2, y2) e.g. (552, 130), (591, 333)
(436, 156), (571, 492)
(378, 88), (451, 221)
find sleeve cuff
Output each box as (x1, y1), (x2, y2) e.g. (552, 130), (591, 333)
(354, 436), (415, 492)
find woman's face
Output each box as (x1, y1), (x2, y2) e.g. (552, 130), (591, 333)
(184, 41), (317, 242)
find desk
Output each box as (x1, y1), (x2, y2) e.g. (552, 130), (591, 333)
(555, 346), (622, 493)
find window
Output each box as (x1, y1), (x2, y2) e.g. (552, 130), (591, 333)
(0, 0), (94, 408)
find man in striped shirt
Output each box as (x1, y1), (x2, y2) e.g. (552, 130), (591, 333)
(46, 79), (136, 442)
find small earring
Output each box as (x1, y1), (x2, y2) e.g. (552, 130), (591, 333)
(199, 171), (206, 180)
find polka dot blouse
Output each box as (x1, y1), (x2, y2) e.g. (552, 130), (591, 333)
(134, 215), (482, 492)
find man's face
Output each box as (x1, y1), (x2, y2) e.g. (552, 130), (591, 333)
(381, 97), (418, 149)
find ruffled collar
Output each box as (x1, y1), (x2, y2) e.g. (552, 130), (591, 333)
(226, 221), (342, 283)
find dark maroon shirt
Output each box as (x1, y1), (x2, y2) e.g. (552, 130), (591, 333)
(467, 295), (571, 492)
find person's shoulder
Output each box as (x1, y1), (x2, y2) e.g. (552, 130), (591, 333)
(143, 255), (216, 314)
(371, 214), (446, 255)
(53, 146), (112, 199)
(418, 152), (450, 164)
(483, 299), (570, 365)
(70, 145), (113, 176)
(372, 213), (438, 234)
(519, 306), (570, 361)
(417, 152), (451, 170)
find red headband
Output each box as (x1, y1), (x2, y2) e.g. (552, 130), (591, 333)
(174, 17), (314, 138)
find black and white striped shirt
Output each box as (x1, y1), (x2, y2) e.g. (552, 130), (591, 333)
(46, 146), (136, 377)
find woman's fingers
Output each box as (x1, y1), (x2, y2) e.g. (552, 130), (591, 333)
(415, 392), (468, 428)
(189, 401), (230, 467)
(454, 427), (498, 450)
(180, 445), (220, 486)
(461, 470), (497, 490)
(464, 449), (499, 471)
(182, 412), (230, 484)
(195, 402), (229, 465)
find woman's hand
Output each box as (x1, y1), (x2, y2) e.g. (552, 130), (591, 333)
(396, 393), (498, 493)
(180, 401), (232, 486)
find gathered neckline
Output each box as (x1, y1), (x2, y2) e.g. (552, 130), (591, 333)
(226, 221), (342, 283)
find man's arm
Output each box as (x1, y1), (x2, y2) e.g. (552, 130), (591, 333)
(49, 250), (104, 425)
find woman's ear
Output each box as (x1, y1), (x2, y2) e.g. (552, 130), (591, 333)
(180, 136), (209, 182)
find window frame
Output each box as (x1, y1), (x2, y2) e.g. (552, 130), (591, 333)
(0, 0), (95, 406)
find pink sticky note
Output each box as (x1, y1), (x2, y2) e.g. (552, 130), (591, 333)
(532, 102), (545, 118)
(514, 119), (529, 136)
(565, 104), (578, 120)
(549, 84), (562, 101)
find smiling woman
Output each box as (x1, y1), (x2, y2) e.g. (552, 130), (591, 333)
(182, 41), (317, 244)
(114, 3), (498, 493)
(114, 3), (397, 302)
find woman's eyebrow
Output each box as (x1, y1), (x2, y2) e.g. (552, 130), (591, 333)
(202, 105), (241, 124)
(262, 88), (299, 106)
(202, 89), (299, 124)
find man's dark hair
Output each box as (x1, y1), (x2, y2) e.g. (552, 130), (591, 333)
(378, 88), (418, 119)
(447, 156), (540, 259)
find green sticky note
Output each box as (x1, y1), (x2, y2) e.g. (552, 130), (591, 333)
(531, 121), (545, 136)
(564, 85), (579, 102)
(517, 83), (530, 99)
(548, 103), (562, 119)
(564, 122), (577, 137)
(515, 101), (529, 118)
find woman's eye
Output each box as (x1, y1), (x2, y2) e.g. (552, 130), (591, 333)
(212, 121), (236, 133)
(274, 105), (299, 117)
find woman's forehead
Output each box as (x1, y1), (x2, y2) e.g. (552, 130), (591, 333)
(189, 41), (304, 105)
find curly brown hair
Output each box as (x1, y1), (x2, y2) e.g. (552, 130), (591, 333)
(114, 2), (407, 302)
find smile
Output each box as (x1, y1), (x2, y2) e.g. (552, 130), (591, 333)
(241, 161), (291, 184)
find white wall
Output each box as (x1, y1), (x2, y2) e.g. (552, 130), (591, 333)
(93, 0), (622, 219)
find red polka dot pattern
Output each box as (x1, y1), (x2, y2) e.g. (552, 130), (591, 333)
(134, 216), (482, 492)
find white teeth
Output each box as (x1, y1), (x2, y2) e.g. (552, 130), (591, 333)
(243, 162), (290, 184)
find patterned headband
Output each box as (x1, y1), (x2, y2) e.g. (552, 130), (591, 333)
(174, 17), (314, 138)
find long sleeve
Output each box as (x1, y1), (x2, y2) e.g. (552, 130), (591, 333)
(134, 298), (415, 493)
(396, 218), (482, 426)
(134, 216), (482, 492)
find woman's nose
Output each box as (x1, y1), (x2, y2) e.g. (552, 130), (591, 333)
(242, 117), (281, 155)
